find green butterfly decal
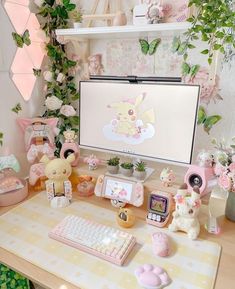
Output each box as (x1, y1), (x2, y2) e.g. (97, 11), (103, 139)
(139, 38), (161, 55)
(197, 106), (222, 134)
(12, 103), (22, 114)
(182, 62), (200, 77)
(33, 68), (41, 77)
(12, 29), (31, 48)
(0, 132), (3, 146)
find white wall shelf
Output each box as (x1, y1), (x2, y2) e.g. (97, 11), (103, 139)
(56, 22), (190, 40)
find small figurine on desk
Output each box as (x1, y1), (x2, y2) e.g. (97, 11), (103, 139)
(63, 130), (77, 143)
(77, 175), (96, 197)
(160, 168), (175, 187)
(60, 130), (80, 167)
(168, 184), (201, 240)
(84, 154), (101, 170)
(41, 154), (75, 208)
(117, 207), (136, 228)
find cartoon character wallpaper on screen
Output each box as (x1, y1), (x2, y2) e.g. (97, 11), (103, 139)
(151, 198), (166, 213)
(103, 93), (155, 144)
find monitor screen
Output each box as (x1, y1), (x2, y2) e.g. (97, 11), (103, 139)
(104, 178), (133, 202)
(150, 195), (168, 214)
(79, 81), (199, 164)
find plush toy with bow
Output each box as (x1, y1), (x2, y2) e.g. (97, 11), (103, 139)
(168, 184), (201, 240)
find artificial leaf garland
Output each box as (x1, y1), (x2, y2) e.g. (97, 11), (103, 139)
(35, 0), (80, 156)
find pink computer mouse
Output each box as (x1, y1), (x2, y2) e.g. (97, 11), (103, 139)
(152, 232), (170, 257)
(135, 264), (171, 289)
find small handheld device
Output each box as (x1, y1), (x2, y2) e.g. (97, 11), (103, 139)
(146, 191), (173, 227)
(95, 175), (144, 207)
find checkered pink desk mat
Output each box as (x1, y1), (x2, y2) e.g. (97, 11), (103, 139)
(0, 192), (221, 289)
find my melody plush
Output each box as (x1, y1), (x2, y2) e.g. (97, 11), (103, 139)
(168, 184), (201, 240)
(41, 154), (75, 208)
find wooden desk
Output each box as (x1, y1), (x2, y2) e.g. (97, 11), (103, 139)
(0, 163), (234, 289)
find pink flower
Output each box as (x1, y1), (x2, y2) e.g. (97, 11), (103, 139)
(56, 35), (69, 45)
(214, 163), (227, 176)
(174, 194), (184, 204)
(183, 67), (221, 104)
(218, 172), (232, 191)
(60, 105), (76, 117)
(229, 163), (235, 172)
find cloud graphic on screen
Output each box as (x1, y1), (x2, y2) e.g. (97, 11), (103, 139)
(103, 121), (155, 145)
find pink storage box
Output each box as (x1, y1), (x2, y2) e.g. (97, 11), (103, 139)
(0, 179), (28, 207)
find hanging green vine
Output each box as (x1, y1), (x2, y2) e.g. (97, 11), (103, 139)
(35, 0), (81, 156)
(172, 0), (235, 66)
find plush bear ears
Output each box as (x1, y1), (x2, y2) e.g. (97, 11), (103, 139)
(40, 154), (75, 165)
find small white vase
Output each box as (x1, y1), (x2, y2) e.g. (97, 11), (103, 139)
(73, 22), (82, 29)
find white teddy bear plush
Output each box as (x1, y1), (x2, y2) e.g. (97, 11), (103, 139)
(168, 184), (201, 240)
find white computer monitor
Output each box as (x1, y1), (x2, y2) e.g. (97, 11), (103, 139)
(79, 81), (200, 165)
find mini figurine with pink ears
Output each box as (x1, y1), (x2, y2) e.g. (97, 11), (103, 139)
(160, 168), (175, 187)
(84, 154), (101, 170)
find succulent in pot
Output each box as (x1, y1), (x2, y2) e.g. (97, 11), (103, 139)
(69, 10), (83, 28)
(120, 162), (134, 177)
(134, 161), (147, 180)
(107, 156), (120, 174)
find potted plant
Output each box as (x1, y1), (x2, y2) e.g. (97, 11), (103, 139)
(120, 162), (134, 177)
(134, 161), (147, 180)
(107, 156), (120, 174)
(69, 10), (83, 28)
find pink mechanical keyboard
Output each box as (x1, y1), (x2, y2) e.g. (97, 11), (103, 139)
(49, 215), (136, 266)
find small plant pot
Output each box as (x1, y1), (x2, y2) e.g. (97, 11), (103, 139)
(134, 170), (146, 180)
(73, 22), (82, 29)
(120, 167), (133, 177)
(107, 165), (119, 174)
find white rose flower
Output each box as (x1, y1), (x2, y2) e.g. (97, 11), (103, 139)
(45, 96), (63, 111)
(60, 105), (76, 117)
(56, 73), (65, 83)
(43, 71), (53, 82)
(34, 0), (44, 7)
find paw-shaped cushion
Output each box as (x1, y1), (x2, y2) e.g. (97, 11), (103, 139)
(135, 264), (170, 289)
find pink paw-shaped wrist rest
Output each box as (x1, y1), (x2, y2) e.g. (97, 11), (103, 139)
(135, 264), (171, 289)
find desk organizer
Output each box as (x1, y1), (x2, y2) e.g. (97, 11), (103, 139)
(0, 192), (221, 289)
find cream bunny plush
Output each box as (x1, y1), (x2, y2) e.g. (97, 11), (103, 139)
(168, 184), (201, 240)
